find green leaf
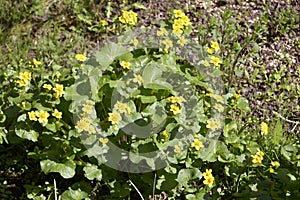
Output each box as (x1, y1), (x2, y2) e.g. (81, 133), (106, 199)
(0, 127), (8, 144)
(177, 168), (201, 187)
(61, 188), (89, 200)
(40, 159), (76, 179)
(237, 97), (250, 112)
(95, 42), (129, 68)
(273, 119), (282, 145)
(83, 164), (102, 181)
(15, 129), (39, 142)
(139, 95), (157, 104)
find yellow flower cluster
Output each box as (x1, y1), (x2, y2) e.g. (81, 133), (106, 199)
(76, 117), (96, 134)
(115, 102), (131, 115)
(202, 169), (215, 188)
(269, 161), (280, 173)
(157, 28), (168, 37)
(75, 54), (87, 62)
(108, 102), (131, 128)
(251, 150), (264, 165)
(207, 93), (224, 103)
(207, 41), (220, 54)
(167, 96), (185, 115)
(162, 39), (173, 53)
(261, 122), (268, 135)
(119, 10), (138, 26)
(28, 110), (50, 125)
(206, 119), (221, 131)
(172, 9), (192, 35)
(16, 71), (32, 87)
(76, 100), (96, 134)
(42, 83), (64, 99)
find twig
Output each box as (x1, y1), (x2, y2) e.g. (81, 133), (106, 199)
(272, 110), (299, 124)
(129, 179), (145, 200)
(152, 172), (156, 198)
(54, 179), (57, 200)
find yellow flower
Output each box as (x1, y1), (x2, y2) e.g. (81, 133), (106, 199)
(251, 154), (263, 165)
(203, 175), (215, 188)
(209, 93), (224, 103)
(174, 145), (182, 154)
(261, 122), (268, 135)
(108, 112), (121, 125)
(130, 39), (139, 46)
(16, 79), (27, 87)
(75, 54), (87, 62)
(256, 150), (265, 157)
(177, 36), (187, 46)
(76, 117), (95, 134)
(202, 169), (213, 179)
(173, 9), (185, 18)
(161, 130), (169, 137)
(43, 84), (52, 90)
(82, 104), (93, 114)
(180, 15), (192, 26)
(33, 58), (42, 67)
(100, 19), (108, 26)
(119, 10), (138, 25)
(202, 169), (214, 188)
(133, 74), (144, 85)
(17, 71), (32, 86)
(54, 71), (61, 79)
(207, 47), (214, 54)
(172, 25), (183, 35)
(53, 84), (64, 98)
(86, 100), (95, 105)
(28, 111), (38, 121)
(157, 28), (168, 37)
(120, 61), (131, 69)
(214, 103), (224, 112)
(271, 161), (280, 167)
(100, 138), (109, 144)
(210, 56), (222, 66)
(36, 110), (50, 124)
(163, 39), (173, 49)
(19, 71), (32, 81)
(269, 168), (275, 173)
(206, 119), (221, 131)
(234, 93), (240, 99)
(173, 19), (184, 29)
(201, 60), (210, 67)
(52, 109), (62, 119)
(170, 104), (181, 115)
(191, 138), (203, 151)
(167, 96), (185, 104)
(211, 41), (220, 52)
(115, 102), (131, 114)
